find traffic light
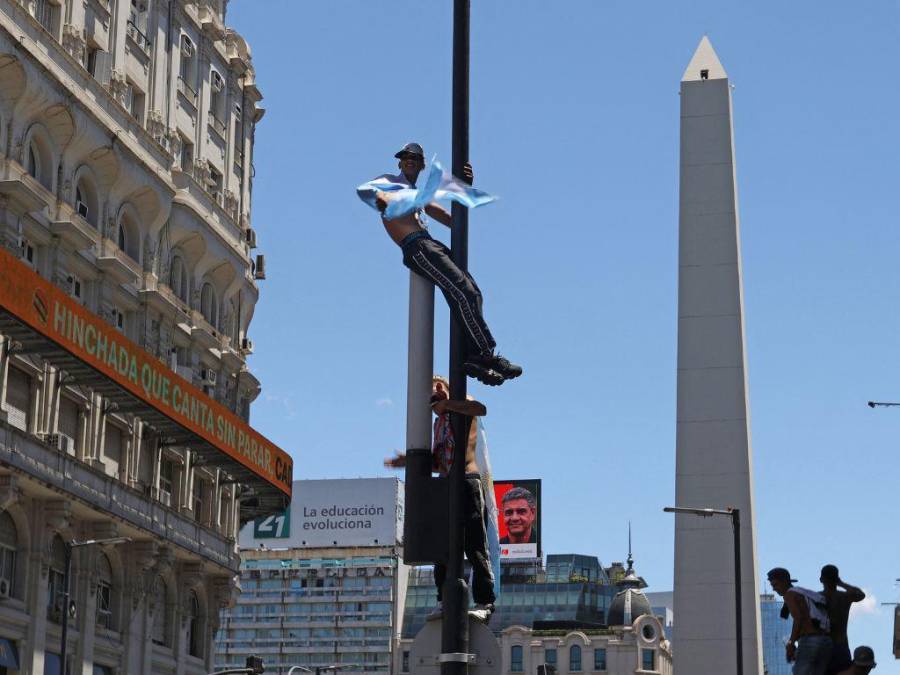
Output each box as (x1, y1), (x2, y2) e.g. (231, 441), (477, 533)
(245, 655), (265, 674)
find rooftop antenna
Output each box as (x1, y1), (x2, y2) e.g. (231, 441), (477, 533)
(627, 520), (634, 572)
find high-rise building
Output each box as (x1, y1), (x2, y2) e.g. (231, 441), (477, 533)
(214, 479), (407, 674)
(760, 594), (791, 675)
(0, 2), (287, 673)
(673, 36), (763, 674)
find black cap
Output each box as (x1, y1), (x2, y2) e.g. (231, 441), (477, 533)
(852, 646), (876, 667)
(820, 564), (839, 583)
(395, 142), (424, 159)
(767, 567), (797, 583)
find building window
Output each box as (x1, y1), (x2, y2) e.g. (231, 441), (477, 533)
(510, 645), (523, 673)
(151, 576), (168, 646)
(126, 81), (146, 124)
(26, 143), (39, 180)
(402, 650), (410, 673)
(0, 512), (17, 599)
(641, 649), (656, 671)
(200, 282), (218, 328)
(544, 648), (557, 669)
(180, 137), (194, 171)
(117, 211), (140, 262)
(170, 254), (188, 302)
(34, 0), (57, 33)
(569, 645), (582, 672)
(208, 166), (223, 200)
(593, 647), (607, 670)
(47, 535), (68, 623)
(192, 478), (206, 522)
(75, 177), (99, 228)
(187, 590), (203, 657)
(96, 553), (113, 630)
(178, 35), (197, 105)
(159, 457), (175, 506)
(209, 70), (226, 135)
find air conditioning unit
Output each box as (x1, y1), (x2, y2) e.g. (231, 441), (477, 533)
(253, 254), (266, 280)
(241, 337), (253, 353)
(201, 369), (217, 386)
(48, 433), (74, 454)
(244, 228), (257, 248)
(0, 578), (10, 599)
(175, 365), (193, 382)
(158, 489), (172, 507)
(76, 200), (89, 219)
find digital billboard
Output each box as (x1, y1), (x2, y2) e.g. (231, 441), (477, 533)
(240, 478), (403, 549)
(493, 479), (541, 559)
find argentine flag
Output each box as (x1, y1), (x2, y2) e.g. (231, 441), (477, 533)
(357, 156), (497, 220)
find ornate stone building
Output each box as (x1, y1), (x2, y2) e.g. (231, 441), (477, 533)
(0, 1), (286, 673)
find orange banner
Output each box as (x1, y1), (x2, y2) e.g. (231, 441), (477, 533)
(0, 247), (292, 497)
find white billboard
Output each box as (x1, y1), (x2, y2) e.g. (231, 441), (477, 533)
(239, 478), (403, 549)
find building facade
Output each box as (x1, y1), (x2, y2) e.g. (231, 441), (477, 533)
(760, 593), (791, 675)
(215, 479), (407, 674)
(0, 1), (285, 673)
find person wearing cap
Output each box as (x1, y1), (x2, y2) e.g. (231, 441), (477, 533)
(768, 567), (833, 674)
(819, 565), (866, 674)
(370, 142), (522, 387)
(836, 646), (876, 674)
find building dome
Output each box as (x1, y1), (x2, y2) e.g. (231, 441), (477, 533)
(607, 546), (652, 626)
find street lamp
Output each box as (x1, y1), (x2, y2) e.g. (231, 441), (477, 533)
(59, 537), (131, 675)
(664, 506), (743, 675)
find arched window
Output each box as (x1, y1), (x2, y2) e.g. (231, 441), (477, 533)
(0, 512), (18, 599)
(200, 282), (218, 328)
(170, 255), (188, 303)
(117, 210), (141, 262)
(96, 553), (113, 630)
(510, 645), (523, 673)
(569, 645), (582, 672)
(74, 174), (99, 228)
(151, 575), (168, 646)
(27, 143), (39, 179)
(47, 535), (67, 623)
(187, 590), (203, 657)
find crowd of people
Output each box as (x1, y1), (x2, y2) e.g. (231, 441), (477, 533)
(768, 565), (877, 675)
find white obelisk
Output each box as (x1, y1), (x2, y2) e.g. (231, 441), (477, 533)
(673, 37), (763, 675)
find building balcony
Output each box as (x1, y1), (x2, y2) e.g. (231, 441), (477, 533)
(139, 280), (191, 319)
(0, 178), (46, 214)
(50, 208), (98, 251)
(177, 76), (198, 109)
(191, 311), (223, 350)
(96, 238), (141, 285)
(208, 111), (226, 138)
(126, 20), (152, 56)
(198, 2), (227, 41)
(220, 344), (243, 371)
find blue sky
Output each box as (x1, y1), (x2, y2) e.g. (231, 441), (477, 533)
(229, 0), (900, 668)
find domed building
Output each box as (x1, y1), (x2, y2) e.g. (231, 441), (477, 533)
(607, 551), (652, 626)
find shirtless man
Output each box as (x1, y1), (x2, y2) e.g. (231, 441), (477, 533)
(385, 375), (496, 619)
(820, 565), (866, 674)
(768, 567), (833, 675)
(372, 143), (522, 387)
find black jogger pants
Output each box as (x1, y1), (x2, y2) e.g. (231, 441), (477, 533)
(402, 235), (496, 358)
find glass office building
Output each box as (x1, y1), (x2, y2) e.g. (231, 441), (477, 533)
(402, 554), (621, 638)
(760, 593), (792, 675)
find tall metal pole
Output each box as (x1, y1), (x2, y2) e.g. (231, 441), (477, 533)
(442, 0), (471, 674)
(59, 542), (72, 675)
(732, 508), (743, 675)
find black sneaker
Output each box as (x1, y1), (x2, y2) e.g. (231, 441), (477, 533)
(487, 354), (522, 380)
(463, 359), (505, 386)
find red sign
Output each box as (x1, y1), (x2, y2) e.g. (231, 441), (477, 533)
(0, 247), (292, 497)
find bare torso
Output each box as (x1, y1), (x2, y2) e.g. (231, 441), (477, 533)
(382, 212), (425, 246)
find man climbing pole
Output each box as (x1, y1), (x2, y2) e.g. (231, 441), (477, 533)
(358, 143), (522, 386)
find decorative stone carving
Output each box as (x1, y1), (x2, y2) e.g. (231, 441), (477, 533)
(147, 109), (165, 144)
(0, 475), (22, 512)
(44, 498), (73, 532)
(62, 23), (86, 62)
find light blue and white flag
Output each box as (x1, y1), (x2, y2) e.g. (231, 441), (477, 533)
(475, 418), (501, 601)
(356, 156), (497, 220)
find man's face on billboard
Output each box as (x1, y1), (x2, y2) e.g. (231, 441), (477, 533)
(503, 498), (535, 542)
